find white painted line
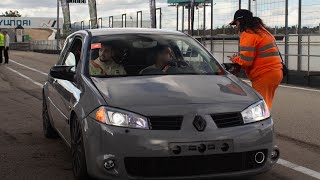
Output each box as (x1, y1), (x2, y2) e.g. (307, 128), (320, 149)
(277, 159), (320, 179)
(10, 59), (48, 76)
(242, 79), (320, 93)
(6, 67), (43, 88)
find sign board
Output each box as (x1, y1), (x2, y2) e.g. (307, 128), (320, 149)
(67, 0), (86, 3)
(0, 17), (63, 29)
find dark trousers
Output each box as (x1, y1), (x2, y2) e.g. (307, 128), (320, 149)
(0, 46), (3, 64)
(4, 47), (9, 64)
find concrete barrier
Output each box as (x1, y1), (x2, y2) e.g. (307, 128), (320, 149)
(9, 42), (30, 51)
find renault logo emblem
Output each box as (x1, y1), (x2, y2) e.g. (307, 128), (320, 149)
(193, 116), (207, 131)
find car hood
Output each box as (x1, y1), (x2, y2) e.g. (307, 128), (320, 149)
(91, 75), (259, 108)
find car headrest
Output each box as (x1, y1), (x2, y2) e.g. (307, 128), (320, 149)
(145, 48), (158, 66)
(91, 49), (99, 60)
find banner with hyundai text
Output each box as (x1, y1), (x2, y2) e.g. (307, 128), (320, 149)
(0, 17), (63, 29)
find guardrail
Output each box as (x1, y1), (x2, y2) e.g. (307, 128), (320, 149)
(29, 40), (64, 51)
(13, 40), (65, 54)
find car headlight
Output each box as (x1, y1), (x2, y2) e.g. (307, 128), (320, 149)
(90, 106), (150, 129)
(241, 100), (270, 124)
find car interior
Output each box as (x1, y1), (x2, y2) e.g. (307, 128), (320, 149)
(90, 42), (179, 75)
(89, 36), (221, 77)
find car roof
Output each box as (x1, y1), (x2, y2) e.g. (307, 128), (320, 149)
(86, 28), (186, 37)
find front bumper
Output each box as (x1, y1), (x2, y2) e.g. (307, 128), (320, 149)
(82, 116), (277, 180)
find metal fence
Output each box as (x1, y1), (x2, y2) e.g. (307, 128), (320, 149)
(69, 0), (320, 87)
(195, 34), (320, 86)
(71, 0), (320, 34)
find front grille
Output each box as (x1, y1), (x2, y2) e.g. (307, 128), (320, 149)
(148, 116), (183, 130)
(211, 112), (243, 128)
(124, 149), (268, 178)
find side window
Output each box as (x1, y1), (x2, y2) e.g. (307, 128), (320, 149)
(62, 37), (83, 72)
(57, 38), (72, 65)
(65, 52), (76, 72)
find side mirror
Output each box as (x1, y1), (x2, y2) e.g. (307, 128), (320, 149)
(183, 48), (199, 57)
(50, 65), (75, 82)
(221, 63), (226, 69)
(222, 63), (242, 75)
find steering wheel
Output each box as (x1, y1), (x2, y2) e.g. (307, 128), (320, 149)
(162, 60), (190, 70)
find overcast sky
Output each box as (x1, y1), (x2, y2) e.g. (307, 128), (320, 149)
(0, 0), (319, 29)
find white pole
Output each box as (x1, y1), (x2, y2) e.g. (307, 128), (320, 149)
(198, 8), (199, 36)
(255, 0), (257, 16)
(57, 0), (60, 50)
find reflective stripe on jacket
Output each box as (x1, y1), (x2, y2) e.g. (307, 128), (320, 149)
(232, 27), (283, 80)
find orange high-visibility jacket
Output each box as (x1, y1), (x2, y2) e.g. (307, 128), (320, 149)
(232, 28), (283, 80)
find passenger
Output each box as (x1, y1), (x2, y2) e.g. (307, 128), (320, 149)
(89, 43), (126, 76)
(228, 9), (283, 110)
(140, 45), (173, 74)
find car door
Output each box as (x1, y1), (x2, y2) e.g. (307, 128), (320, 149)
(47, 37), (73, 138)
(48, 36), (82, 143)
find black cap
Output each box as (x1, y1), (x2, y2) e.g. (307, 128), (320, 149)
(230, 9), (253, 25)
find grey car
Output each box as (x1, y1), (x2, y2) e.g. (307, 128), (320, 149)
(42, 28), (279, 180)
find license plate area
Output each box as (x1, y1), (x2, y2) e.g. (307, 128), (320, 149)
(169, 140), (234, 156)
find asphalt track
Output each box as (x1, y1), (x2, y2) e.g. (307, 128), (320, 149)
(0, 51), (319, 180)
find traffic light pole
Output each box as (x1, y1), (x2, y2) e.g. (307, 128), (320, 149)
(61, 0), (71, 35)
(149, 0), (156, 28)
(88, 0), (98, 29)
(298, 0), (302, 71)
(191, 0), (195, 36)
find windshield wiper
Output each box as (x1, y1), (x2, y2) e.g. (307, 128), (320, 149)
(91, 75), (130, 78)
(172, 72), (221, 75)
(91, 72), (221, 78)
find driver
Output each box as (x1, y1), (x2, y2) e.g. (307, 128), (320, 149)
(140, 45), (173, 74)
(90, 43), (127, 76)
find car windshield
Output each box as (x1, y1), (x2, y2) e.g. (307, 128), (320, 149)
(89, 34), (224, 77)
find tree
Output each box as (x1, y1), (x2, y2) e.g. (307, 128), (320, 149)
(2, 10), (22, 17)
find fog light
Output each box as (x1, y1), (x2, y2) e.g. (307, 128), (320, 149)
(172, 145), (182, 155)
(104, 159), (115, 170)
(271, 147), (280, 162)
(198, 144), (206, 153)
(254, 152), (265, 164)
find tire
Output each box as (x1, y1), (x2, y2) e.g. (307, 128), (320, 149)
(42, 96), (59, 139)
(71, 115), (92, 180)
